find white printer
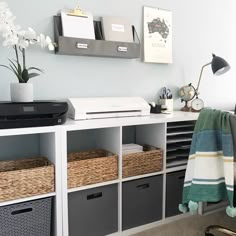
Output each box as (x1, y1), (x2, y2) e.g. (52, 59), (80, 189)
(67, 97), (150, 120)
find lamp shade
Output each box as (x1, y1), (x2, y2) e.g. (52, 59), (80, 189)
(211, 54), (230, 75)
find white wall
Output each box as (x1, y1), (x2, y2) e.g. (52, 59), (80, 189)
(1, 0), (236, 110)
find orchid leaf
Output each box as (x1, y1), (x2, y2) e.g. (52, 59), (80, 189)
(28, 67), (44, 73)
(8, 64), (24, 82)
(12, 59), (22, 75)
(0, 64), (12, 71)
(8, 59), (19, 74)
(8, 59), (24, 82)
(22, 69), (29, 83)
(0, 64), (22, 82)
(28, 72), (40, 79)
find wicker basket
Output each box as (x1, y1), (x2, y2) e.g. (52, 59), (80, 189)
(0, 157), (54, 202)
(67, 149), (118, 188)
(122, 145), (163, 178)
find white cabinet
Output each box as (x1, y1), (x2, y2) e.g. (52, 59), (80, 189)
(61, 112), (199, 236)
(0, 112), (201, 236)
(0, 127), (62, 236)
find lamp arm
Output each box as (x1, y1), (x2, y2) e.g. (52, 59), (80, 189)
(196, 62), (211, 95)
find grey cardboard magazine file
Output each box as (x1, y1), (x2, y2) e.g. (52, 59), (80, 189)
(102, 16), (133, 42)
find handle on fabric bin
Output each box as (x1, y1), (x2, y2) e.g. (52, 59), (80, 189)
(136, 183), (150, 190)
(11, 207), (33, 215)
(87, 192), (103, 200)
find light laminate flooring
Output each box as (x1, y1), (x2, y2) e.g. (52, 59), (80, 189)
(133, 211), (236, 236)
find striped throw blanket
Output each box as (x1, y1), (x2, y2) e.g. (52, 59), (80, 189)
(179, 108), (236, 217)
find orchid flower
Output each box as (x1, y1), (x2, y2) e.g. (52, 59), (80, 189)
(0, 1), (55, 83)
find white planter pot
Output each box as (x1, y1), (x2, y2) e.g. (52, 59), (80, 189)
(10, 83), (33, 103)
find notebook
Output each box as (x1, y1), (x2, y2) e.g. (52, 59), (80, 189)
(101, 16), (133, 42)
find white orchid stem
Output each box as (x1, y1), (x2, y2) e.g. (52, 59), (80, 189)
(22, 48), (26, 69)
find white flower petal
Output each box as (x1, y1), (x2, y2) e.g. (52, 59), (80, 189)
(46, 36), (52, 44)
(48, 43), (54, 51)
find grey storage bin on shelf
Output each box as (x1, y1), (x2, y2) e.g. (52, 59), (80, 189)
(54, 16), (141, 59)
(166, 170), (185, 217)
(68, 184), (118, 236)
(0, 197), (52, 236)
(122, 175), (163, 230)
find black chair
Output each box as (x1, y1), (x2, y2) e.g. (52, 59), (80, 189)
(204, 115), (236, 236)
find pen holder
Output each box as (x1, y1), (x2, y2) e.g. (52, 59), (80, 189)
(159, 99), (173, 112)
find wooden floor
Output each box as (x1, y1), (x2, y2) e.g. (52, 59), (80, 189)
(133, 211), (236, 236)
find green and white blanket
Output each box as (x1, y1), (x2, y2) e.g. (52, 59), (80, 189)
(179, 108), (236, 217)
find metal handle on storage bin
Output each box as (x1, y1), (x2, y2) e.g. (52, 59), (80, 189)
(136, 183), (150, 190)
(11, 207), (33, 215)
(117, 46), (128, 52)
(87, 192), (103, 200)
(76, 43), (88, 49)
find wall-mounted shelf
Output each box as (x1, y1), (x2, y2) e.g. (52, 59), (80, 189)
(54, 16), (141, 59)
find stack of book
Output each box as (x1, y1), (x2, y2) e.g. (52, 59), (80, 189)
(122, 144), (143, 155)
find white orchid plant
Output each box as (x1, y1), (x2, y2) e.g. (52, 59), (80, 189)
(0, 2), (55, 83)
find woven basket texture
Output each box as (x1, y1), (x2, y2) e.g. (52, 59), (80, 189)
(0, 157), (54, 202)
(122, 145), (163, 178)
(67, 149), (118, 188)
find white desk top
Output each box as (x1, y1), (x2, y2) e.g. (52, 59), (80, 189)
(64, 111), (199, 131)
(0, 111), (199, 136)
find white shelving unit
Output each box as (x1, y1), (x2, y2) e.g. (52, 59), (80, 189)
(0, 111), (201, 236)
(60, 112), (199, 236)
(0, 126), (63, 236)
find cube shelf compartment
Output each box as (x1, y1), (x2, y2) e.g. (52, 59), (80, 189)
(166, 121), (196, 168)
(0, 157), (54, 202)
(68, 184), (118, 236)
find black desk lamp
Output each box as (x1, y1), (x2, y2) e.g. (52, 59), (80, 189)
(191, 54), (231, 112)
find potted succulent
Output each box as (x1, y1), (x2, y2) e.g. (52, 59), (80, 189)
(0, 2), (55, 102)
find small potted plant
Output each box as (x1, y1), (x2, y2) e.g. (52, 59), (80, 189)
(0, 2), (55, 102)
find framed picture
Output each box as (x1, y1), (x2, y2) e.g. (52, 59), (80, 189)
(143, 6), (172, 64)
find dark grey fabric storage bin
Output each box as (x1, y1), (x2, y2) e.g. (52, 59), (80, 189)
(122, 175), (163, 230)
(166, 170), (185, 217)
(0, 197), (52, 236)
(68, 184), (118, 236)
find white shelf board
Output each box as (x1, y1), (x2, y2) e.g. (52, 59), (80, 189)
(0, 125), (58, 137)
(166, 160), (188, 168)
(0, 192), (56, 207)
(167, 138), (192, 144)
(122, 171), (164, 182)
(167, 131), (193, 136)
(167, 124), (195, 129)
(166, 165), (187, 173)
(67, 179), (120, 193)
(63, 111), (199, 131)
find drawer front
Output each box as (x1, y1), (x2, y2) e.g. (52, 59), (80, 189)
(68, 184), (118, 236)
(166, 170), (185, 217)
(122, 175), (163, 230)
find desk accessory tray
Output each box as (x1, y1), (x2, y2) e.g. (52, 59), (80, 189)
(54, 16), (141, 59)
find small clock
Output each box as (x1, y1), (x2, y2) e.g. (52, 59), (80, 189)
(191, 98), (204, 112)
